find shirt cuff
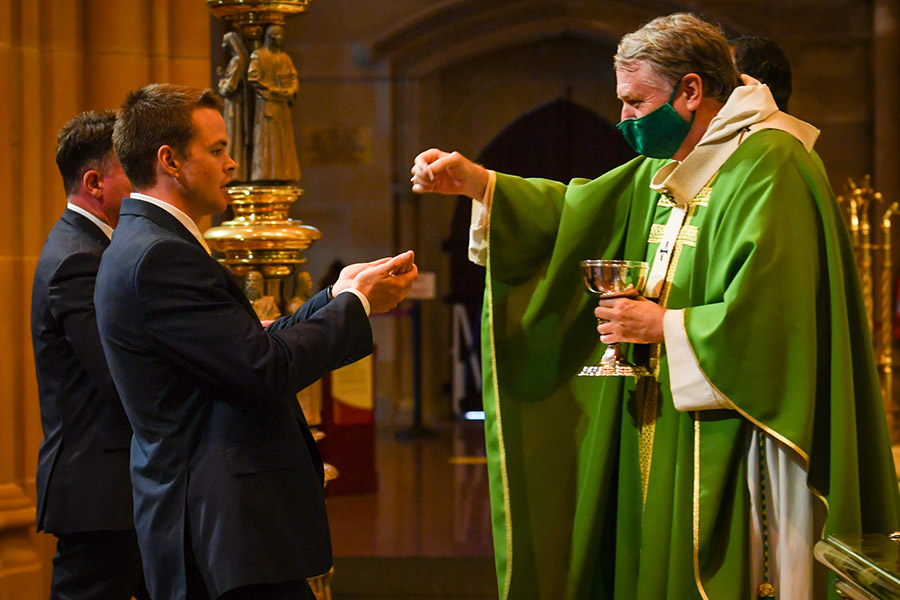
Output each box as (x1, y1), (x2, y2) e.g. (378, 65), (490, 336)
(338, 288), (370, 316)
(664, 309), (732, 411)
(468, 170), (496, 266)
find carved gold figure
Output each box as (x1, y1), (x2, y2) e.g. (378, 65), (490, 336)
(217, 32), (249, 181)
(247, 24), (302, 182)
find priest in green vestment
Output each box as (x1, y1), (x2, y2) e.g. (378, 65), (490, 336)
(412, 12), (900, 600)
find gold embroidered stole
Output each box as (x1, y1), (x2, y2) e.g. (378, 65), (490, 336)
(638, 185), (711, 506)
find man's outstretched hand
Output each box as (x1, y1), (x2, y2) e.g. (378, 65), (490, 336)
(333, 250), (418, 314)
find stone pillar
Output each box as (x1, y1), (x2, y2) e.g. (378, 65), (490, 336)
(874, 0), (900, 441)
(1, 1), (59, 595)
(0, 1), (211, 597)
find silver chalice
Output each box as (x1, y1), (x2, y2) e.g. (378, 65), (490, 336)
(579, 259), (650, 377)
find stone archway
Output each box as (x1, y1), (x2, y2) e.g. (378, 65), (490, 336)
(445, 97), (634, 414)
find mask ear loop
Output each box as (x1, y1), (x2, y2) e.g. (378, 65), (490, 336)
(665, 79), (683, 105)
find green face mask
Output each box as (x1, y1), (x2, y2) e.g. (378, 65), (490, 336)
(616, 84), (695, 159)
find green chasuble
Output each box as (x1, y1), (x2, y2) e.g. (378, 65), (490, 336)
(481, 129), (900, 599)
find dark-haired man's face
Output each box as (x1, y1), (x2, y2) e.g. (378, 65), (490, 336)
(176, 108), (235, 221)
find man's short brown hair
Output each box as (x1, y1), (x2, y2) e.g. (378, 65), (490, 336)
(614, 13), (740, 103)
(113, 83), (222, 190)
(56, 110), (117, 197)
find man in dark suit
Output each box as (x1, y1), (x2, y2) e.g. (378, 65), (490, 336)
(31, 111), (150, 600)
(95, 83), (417, 600)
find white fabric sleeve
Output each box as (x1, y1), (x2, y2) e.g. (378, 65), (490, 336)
(663, 308), (732, 411)
(468, 170), (497, 267)
(338, 288), (370, 316)
(748, 430), (816, 599)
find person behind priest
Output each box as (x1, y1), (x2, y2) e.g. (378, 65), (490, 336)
(31, 110), (149, 600)
(411, 12), (900, 600)
(95, 83), (417, 600)
(730, 34), (793, 113)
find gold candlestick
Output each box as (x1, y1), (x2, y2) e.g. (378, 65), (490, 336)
(838, 175), (899, 441)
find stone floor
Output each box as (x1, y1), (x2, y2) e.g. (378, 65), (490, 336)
(325, 420), (496, 598)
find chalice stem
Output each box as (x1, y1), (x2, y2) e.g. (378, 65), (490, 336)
(600, 343), (618, 367)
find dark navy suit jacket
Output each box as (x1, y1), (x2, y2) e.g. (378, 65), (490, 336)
(95, 198), (372, 600)
(31, 208), (135, 535)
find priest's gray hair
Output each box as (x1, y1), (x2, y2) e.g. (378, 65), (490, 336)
(614, 13), (740, 103)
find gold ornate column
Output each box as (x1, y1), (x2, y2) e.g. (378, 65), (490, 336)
(205, 2), (333, 598)
(205, 0), (320, 317)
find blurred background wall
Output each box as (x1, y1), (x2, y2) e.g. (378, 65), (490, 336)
(1, 0), (896, 595)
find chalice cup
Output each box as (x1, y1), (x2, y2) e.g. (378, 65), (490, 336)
(579, 259), (650, 377)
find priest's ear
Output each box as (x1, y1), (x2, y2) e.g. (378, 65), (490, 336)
(681, 73), (704, 112)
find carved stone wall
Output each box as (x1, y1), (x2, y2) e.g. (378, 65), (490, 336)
(0, 0), (210, 595)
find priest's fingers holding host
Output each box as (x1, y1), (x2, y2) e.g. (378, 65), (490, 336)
(410, 149), (490, 199)
(594, 296), (666, 344)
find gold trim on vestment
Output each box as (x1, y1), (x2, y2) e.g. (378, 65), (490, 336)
(658, 196), (678, 208)
(678, 225), (698, 247)
(691, 187), (711, 206)
(641, 189), (702, 505)
(485, 200), (513, 600)
(648, 224), (698, 246)
(658, 189), (710, 208)
(640, 189), (706, 507)
(638, 379), (658, 507)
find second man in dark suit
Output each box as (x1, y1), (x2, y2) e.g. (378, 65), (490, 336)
(31, 111), (149, 600)
(95, 83), (417, 600)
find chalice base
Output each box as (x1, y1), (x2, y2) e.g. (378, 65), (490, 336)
(579, 363), (650, 377)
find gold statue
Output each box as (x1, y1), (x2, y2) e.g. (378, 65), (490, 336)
(243, 270), (282, 321)
(218, 32), (249, 182)
(287, 271), (314, 314)
(247, 24), (302, 182)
